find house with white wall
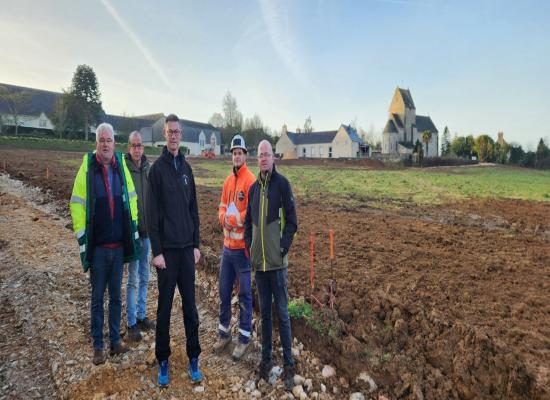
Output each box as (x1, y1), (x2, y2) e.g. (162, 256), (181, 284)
(0, 84), (58, 134)
(276, 124), (369, 159)
(150, 116), (221, 156)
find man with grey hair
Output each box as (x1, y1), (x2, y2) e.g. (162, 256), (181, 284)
(244, 140), (298, 391)
(70, 123), (141, 365)
(125, 131), (154, 342)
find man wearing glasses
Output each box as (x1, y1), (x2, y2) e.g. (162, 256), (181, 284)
(124, 131), (155, 343)
(244, 140), (298, 391)
(146, 114), (203, 387)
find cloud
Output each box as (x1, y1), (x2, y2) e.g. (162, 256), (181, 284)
(258, 0), (309, 85)
(99, 0), (171, 88)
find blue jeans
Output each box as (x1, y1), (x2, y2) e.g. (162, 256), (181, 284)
(255, 268), (294, 367)
(126, 237), (151, 327)
(90, 246), (124, 349)
(218, 247), (252, 344)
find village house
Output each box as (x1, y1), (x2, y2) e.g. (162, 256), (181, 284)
(0, 84), (58, 134)
(275, 124), (369, 159)
(149, 116), (221, 156)
(0, 83), (220, 156)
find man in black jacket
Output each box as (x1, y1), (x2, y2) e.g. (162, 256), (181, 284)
(244, 140), (298, 391)
(146, 114), (202, 387)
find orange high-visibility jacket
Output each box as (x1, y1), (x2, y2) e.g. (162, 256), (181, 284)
(218, 163), (256, 249)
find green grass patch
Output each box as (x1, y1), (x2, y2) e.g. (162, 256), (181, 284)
(380, 352), (393, 364)
(169, 160), (550, 206)
(0, 135), (165, 156)
(288, 298), (313, 320)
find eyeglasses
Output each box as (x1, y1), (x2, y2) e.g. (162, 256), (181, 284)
(258, 152), (273, 159)
(130, 144), (143, 148)
(166, 129), (181, 137)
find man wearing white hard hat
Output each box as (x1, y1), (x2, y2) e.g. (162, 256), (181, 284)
(214, 134), (256, 360)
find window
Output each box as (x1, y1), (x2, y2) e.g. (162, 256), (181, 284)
(311, 147), (315, 156)
(320, 146), (323, 156)
(199, 131), (206, 148)
(39, 119), (47, 128)
(329, 146), (332, 158)
(302, 147), (306, 157)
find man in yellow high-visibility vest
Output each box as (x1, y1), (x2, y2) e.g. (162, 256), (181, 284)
(69, 122), (140, 366)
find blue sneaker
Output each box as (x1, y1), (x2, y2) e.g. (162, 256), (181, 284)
(157, 360), (169, 387)
(188, 357), (203, 383)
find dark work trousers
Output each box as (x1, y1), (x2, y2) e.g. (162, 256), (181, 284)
(155, 247), (201, 363)
(218, 247), (252, 344)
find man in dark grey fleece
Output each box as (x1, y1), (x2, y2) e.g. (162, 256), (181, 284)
(125, 131), (155, 343)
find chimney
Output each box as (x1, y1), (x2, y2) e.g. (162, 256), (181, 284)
(296, 127), (301, 134)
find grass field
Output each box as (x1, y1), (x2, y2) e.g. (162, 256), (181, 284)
(0, 135), (164, 156)
(2, 136), (548, 206)
(194, 162), (550, 206)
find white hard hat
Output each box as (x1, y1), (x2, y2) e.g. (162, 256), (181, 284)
(230, 134), (247, 153)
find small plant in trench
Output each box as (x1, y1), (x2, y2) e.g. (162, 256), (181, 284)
(380, 352), (392, 364)
(288, 298), (313, 320)
(288, 298), (344, 339)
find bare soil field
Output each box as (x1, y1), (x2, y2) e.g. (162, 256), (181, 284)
(1, 148), (549, 399)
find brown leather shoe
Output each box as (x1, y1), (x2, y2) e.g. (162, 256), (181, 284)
(93, 348), (106, 365)
(283, 365), (295, 392)
(126, 325), (142, 343)
(213, 336), (232, 353)
(109, 342), (129, 357)
(136, 317), (155, 331)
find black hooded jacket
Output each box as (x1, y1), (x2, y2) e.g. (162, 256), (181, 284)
(146, 147), (200, 256)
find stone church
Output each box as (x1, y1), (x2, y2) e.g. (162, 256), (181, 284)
(382, 87), (438, 157)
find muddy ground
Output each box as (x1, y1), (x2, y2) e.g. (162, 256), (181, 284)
(1, 148), (549, 399)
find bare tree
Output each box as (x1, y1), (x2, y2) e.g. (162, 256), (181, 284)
(303, 116), (313, 133)
(0, 85), (32, 135)
(51, 91), (71, 139)
(360, 123), (381, 149)
(222, 91), (239, 128)
(208, 112), (224, 128)
(244, 114), (263, 131)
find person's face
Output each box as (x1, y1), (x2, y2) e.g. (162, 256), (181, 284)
(164, 121), (181, 153)
(128, 135), (144, 163)
(96, 130), (115, 164)
(232, 148), (246, 168)
(257, 143), (274, 174)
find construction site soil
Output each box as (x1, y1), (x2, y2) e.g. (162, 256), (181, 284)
(1, 148), (549, 399)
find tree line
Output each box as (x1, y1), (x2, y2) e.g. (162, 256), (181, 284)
(439, 126), (550, 169)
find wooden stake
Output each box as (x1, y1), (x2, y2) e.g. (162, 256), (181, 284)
(46, 166), (49, 179)
(329, 228), (335, 310)
(329, 229), (334, 260)
(309, 233), (315, 289)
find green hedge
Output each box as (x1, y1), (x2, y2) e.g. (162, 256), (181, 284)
(0, 136), (186, 156)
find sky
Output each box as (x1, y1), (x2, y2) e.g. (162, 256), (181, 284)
(1, 0), (549, 149)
